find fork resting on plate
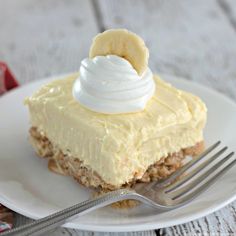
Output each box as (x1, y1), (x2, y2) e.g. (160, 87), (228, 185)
(1, 141), (235, 236)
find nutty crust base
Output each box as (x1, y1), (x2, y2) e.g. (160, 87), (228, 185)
(29, 127), (205, 192)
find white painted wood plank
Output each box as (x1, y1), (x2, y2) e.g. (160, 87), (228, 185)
(0, 0), (99, 84)
(97, 0), (236, 235)
(13, 213), (33, 227)
(2, 0), (236, 235)
(98, 0), (236, 101)
(1, 0), (100, 235)
(14, 214), (157, 236)
(44, 230), (157, 236)
(165, 202), (236, 236)
(219, 0), (236, 29)
(0, 1), (156, 235)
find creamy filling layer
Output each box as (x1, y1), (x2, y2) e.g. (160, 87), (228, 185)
(25, 74), (207, 187)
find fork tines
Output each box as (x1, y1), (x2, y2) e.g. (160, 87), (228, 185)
(157, 141), (235, 204)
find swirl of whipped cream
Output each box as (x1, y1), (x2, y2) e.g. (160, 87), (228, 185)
(73, 55), (155, 114)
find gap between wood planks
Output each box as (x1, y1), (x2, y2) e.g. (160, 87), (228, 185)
(155, 229), (162, 236)
(78, 1), (236, 235)
(85, 2), (165, 228)
(91, 0), (106, 32)
(217, 0), (236, 31)
(92, 0), (236, 34)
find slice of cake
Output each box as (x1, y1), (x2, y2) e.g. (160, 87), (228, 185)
(25, 29), (207, 192)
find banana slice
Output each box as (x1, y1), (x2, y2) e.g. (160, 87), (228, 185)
(89, 29), (149, 75)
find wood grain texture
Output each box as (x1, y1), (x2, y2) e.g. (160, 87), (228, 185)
(1, 0), (236, 235)
(98, 0), (236, 100)
(218, 0), (236, 31)
(14, 214), (157, 236)
(96, 0), (236, 235)
(0, 0), (99, 84)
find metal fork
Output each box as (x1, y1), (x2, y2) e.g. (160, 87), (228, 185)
(1, 141), (235, 236)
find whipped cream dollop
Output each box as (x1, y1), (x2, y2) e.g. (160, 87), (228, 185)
(73, 55), (155, 114)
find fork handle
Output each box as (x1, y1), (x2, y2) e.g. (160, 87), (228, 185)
(1, 189), (135, 236)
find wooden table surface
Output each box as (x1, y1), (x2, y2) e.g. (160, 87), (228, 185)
(1, 0), (236, 235)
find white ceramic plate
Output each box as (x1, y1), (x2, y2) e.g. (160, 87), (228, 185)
(0, 74), (236, 232)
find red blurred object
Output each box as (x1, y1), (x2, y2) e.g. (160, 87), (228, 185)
(0, 62), (19, 95)
(0, 204), (13, 232)
(0, 62), (18, 231)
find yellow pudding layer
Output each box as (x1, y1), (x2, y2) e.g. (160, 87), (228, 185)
(25, 74), (207, 187)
